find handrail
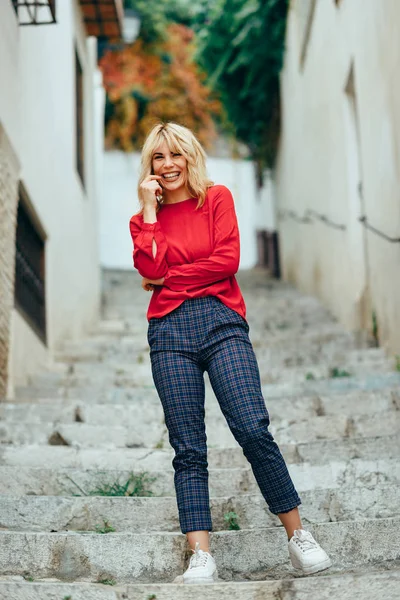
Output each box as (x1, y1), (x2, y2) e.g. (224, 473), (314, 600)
(359, 216), (400, 243)
(306, 210), (346, 231)
(278, 209), (400, 242)
(278, 209), (346, 231)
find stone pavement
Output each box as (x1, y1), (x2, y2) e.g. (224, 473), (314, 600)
(0, 268), (399, 599)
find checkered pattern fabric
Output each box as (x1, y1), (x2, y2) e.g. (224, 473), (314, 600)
(148, 296), (301, 533)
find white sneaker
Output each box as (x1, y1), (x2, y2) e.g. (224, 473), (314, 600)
(182, 542), (218, 584)
(288, 529), (332, 575)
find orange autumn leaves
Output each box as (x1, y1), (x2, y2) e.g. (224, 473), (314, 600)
(99, 24), (221, 151)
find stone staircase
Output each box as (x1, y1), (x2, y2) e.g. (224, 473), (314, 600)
(0, 268), (400, 599)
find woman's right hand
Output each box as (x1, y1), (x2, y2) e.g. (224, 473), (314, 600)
(140, 175), (163, 208)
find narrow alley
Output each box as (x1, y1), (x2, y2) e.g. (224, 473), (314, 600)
(0, 269), (399, 598)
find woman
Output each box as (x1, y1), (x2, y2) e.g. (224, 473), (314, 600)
(129, 122), (331, 584)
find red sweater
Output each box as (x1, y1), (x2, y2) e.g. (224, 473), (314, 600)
(129, 184), (247, 321)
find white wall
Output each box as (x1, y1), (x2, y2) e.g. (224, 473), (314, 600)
(100, 151), (262, 271)
(276, 0), (400, 353)
(1, 0), (103, 390)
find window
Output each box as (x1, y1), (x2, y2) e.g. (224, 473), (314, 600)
(14, 185), (47, 343)
(75, 47), (85, 186)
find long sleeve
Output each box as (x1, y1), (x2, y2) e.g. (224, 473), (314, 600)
(129, 217), (169, 279)
(163, 187), (240, 291)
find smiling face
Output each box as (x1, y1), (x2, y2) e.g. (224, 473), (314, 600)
(151, 140), (190, 200)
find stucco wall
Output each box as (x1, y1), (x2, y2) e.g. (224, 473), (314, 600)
(0, 1), (103, 392)
(276, 0), (400, 353)
(100, 151), (263, 271)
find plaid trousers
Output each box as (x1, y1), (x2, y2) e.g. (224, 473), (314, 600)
(148, 296), (301, 534)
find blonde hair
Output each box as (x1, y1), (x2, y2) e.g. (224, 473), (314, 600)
(137, 122), (213, 211)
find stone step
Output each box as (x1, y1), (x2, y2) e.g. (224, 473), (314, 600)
(1, 485), (399, 533)
(40, 347), (387, 381)
(24, 357), (394, 391)
(2, 387), (398, 425)
(0, 458), (398, 496)
(1, 569), (400, 600)
(13, 372), (400, 403)
(1, 435), (397, 470)
(0, 518), (399, 583)
(54, 341), (382, 368)
(55, 322), (366, 351)
(0, 411), (398, 448)
(55, 331), (369, 365)
(29, 360), (394, 394)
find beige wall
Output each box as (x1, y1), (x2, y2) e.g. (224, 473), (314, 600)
(0, 126), (20, 398)
(0, 1), (103, 394)
(276, 0), (400, 353)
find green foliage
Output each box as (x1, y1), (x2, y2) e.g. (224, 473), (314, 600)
(147, 595), (157, 600)
(124, 0), (167, 43)
(330, 367), (351, 379)
(224, 511), (241, 530)
(95, 519), (116, 534)
(372, 310), (379, 345)
(88, 472), (156, 497)
(395, 356), (400, 372)
(305, 372), (316, 381)
(68, 472), (156, 497)
(196, 0), (290, 170)
(124, 0), (213, 35)
(63, 597), (72, 600)
(97, 578), (117, 586)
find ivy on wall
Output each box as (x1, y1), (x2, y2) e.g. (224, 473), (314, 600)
(196, 0), (290, 170)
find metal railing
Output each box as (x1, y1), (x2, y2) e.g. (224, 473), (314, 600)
(279, 209), (400, 242)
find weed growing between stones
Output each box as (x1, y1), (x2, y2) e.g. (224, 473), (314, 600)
(147, 595), (157, 600)
(372, 310), (379, 346)
(63, 596), (72, 600)
(22, 574), (34, 581)
(395, 356), (400, 372)
(224, 511), (241, 530)
(66, 471), (156, 497)
(305, 372), (316, 380)
(97, 578), (116, 585)
(95, 519), (116, 533)
(330, 367), (351, 378)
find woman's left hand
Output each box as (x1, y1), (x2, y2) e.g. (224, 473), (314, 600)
(142, 277), (165, 291)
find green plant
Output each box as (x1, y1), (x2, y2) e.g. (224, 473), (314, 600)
(66, 472), (156, 497)
(197, 0), (290, 171)
(395, 355), (400, 372)
(88, 472), (156, 497)
(23, 575), (34, 582)
(147, 595), (157, 600)
(224, 511), (240, 530)
(95, 519), (116, 534)
(372, 310), (379, 345)
(305, 372), (316, 381)
(63, 596), (72, 600)
(330, 367), (351, 379)
(97, 578), (117, 586)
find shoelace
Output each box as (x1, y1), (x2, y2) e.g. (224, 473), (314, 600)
(189, 542), (210, 568)
(293, 530), (318, 553)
